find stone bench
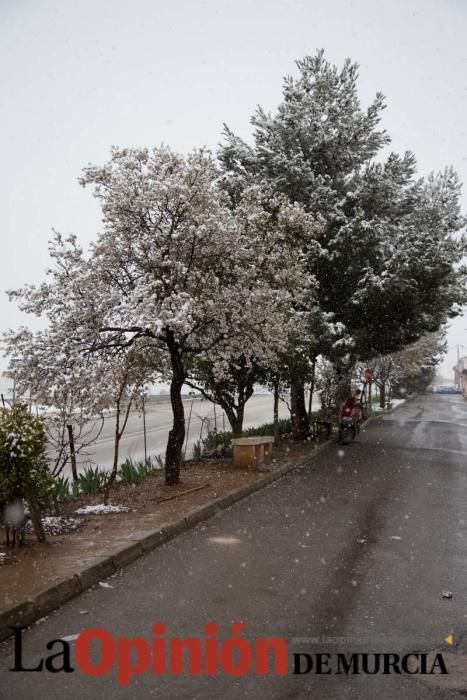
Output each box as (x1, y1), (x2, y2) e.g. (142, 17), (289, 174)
(231, 436), (274, 468)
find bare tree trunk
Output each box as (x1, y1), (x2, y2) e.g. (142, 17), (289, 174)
(216, 403), (234, 437)
(308, 357), (316, 416)
(184, 365), (255, 441)
(230, 407), (245, 439)
(52, 494), (60, 516)
(142, 395), (147, 463)
(273, 378), (280, 444)
(334, 357), (352, 417)
(104, 395), (134, 504)
(27, 497), (45, 543)
(290, 374), (309, 439)
(103, 404), (121, 505)
(67, 424), (78, 482)
(211, 387), (250, 438)
(380, 382), (386, 409)
(165, 343), (186, 486)
(183, 399), (194, 461)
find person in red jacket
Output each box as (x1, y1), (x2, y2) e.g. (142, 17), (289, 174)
(342, 389), (363, 421)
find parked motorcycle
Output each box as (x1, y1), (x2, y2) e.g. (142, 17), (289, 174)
(338, 405), (361, 445)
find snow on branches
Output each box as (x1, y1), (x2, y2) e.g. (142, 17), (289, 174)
(6, 147), (317, 483)
(4, 52), (467, 479)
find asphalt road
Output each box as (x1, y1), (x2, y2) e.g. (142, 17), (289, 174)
(2, 393), (467, 698)
(62, 394), (295, 474)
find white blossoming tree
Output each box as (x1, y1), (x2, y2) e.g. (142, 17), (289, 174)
(185, 186), (321, 436)
(8, 147), (309, 485)
(4, 327), (105, 480)
(3, 328), (155, 502)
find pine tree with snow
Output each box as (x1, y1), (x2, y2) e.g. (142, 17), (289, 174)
(219, 51), (466, 431)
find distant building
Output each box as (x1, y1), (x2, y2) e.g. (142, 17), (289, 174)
(454, 357), (467, 398)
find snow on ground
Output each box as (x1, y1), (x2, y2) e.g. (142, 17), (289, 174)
(0, 552), (13, 567)
(75, 504), (130, 515)
(25, 516), (82, 536)
(372, 398), (405, 413)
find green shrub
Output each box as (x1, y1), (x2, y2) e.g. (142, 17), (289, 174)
(136, 459), (150, 479)
(153, 454), (164, 470)
(0, 404), (54, 502)
(201, 419), (292, 444)
(0, 403), (54, 542)
(307, 408), (328, 422)
(201, 430), (231, 450)
(118, 457), (157, 484)
(192, 441), (202, 462)
(54, 475), (71, 500)
(196, 419), (292, 458)
(118, 458), (142, 485)
(243, 419), (291, 437)
(78, 465), (106, 494)
(117, 455), (164, 485)
(136, 458), (158, 479)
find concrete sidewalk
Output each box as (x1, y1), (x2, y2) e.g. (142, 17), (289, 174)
(0, 401), (405, 644)
(0, 440), (331, 641)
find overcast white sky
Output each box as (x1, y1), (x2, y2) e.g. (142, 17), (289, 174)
(1, 0), (466, 377)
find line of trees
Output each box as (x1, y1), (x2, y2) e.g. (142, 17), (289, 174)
(4, 51), (466, 486)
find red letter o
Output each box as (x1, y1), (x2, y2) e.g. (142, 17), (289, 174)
(75, 628), (115, 676)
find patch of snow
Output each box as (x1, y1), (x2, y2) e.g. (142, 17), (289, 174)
(75, 504), (130, 515)
(25, 516), (82, 536)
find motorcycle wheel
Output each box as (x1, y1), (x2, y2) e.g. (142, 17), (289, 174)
(340, 425), (355, 445)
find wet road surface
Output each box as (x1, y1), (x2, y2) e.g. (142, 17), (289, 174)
(2, 393), (467, 698)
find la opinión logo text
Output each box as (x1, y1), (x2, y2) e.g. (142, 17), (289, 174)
(9, 623), (448, 686)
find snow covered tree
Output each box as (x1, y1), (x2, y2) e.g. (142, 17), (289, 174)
(357, 331), (446, 408)
(3, 327), (105, 480)
(356, 355), (397, 409)
(312, 162), (466, 358)
(5, 308), (157, 498)
(391, 331), (447, 396)
(94, 347), (154, 502)
(186, 356), (259, 438)
(185, 186), (320, 437)
(315, 358), (339, 420)
(219, 51), (466, 429)
(8, 147), (313, 484)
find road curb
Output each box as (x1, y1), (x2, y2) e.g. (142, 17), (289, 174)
(76, 556), (116, 591)
(0, 438), (331, 642)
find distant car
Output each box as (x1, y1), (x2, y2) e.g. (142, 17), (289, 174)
(435, 385), (461, 394)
